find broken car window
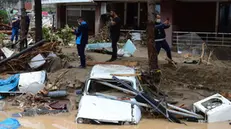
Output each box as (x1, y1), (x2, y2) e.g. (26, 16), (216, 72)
(87, 79), (134, 98)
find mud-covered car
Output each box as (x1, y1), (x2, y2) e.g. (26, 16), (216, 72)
(76, 64), (143, 125)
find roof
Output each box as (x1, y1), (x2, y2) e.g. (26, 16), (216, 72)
(90, 64), (136, 82)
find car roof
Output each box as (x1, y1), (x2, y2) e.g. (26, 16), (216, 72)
(90, 64), (136, 82)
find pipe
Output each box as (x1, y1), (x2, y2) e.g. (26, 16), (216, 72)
(0, 39), (45, 66)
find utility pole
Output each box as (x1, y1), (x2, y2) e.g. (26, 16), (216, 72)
(19, 0), (27, 51)
(35, 0), (43, 42)
(147, 0), (158, 71)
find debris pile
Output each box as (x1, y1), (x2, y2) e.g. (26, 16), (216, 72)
(11, 93), (51, 108)
(89, 24), (110, 43)
(0, 41), (76, 73)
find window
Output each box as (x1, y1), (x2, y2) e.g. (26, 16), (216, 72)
(87, 79), (135, 98)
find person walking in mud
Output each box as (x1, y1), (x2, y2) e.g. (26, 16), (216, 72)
(74, 17), (88, 68)
(154, 14), (175, 63)
(107, 9), (121, 62)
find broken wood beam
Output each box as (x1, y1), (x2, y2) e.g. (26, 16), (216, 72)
(87, 61), (138, 67)
(0, 39), (45, 66)
(0, 30), (12, 35)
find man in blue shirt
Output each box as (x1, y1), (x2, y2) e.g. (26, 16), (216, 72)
(11, 16), (20, 42)
(155, 14), (172, 61)
(74, 17), (88, 68)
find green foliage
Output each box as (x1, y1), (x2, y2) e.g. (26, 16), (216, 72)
(42, 27), (59, 42)
(57, 25), (73, 46)
(42, 27), (50, 41)
(0, 33), (7, 46)
(0, 10), (9, 24)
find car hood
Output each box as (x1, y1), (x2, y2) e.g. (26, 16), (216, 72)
(77, 95), (141, 123)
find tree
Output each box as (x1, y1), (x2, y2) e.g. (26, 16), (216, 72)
(147, 0), (158, 71)
(146, 0), (161, 87)
(20, 0), (27, 51)
(0, 0), (18, 9)
(35, 0), (43, 42)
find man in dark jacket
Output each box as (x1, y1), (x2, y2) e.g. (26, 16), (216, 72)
(155, 14), (172, 60)
(74, 17), (88, 68)
(108, 9), (121, 62)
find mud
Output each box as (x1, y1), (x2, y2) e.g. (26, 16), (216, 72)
(1, 111), (230, 129)
(1, 45), (231, 129)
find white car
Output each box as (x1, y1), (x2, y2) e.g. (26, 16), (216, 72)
(76, 64), (142, 125)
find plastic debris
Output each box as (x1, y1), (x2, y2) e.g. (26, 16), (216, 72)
(0, 118), (20, 129)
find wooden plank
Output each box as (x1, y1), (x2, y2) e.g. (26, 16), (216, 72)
(86, 61), (138, 67)
(0, 30), (12, 35)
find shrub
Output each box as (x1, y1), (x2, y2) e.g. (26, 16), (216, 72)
(57, 25), (73, 46)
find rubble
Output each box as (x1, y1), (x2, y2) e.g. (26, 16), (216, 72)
(0, 40), (74, 73)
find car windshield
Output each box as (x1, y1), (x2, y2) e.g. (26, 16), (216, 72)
(87, 79), (135, 98)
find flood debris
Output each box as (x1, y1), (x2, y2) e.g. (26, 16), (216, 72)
(0, 118), (20, 129)
(86, 40), (136, 57)
(74, 64), (208, 125)
(18, 71), (46, 94)
(0, 47), (15, 59)
(0, 74), (19, 99)
(0, 39), (72, 73)
(76, 64), (142, 125)
(193, 93), (231, 123)
(12, 106), (68, 117)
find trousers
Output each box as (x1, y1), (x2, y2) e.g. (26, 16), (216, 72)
(11, 28), (19, 42)
(111, 36), (119, 59)
(77, 43), (86, 67)
(155, 40), (172, 60)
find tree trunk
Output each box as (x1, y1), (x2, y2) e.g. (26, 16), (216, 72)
(20, 0), (27, 51)
(147, 0), (158, 71)
(35, 0), (43, 42)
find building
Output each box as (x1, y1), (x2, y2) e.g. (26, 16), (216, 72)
(42, 0), (231, 47)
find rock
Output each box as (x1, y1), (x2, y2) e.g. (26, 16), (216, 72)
(43, 56), (63, 73)
(45, 84), (53, 90)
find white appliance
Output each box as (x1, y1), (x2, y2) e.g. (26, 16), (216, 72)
(193, 93), (231, 123)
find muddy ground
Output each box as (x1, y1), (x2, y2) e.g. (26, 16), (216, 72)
(53, 44), (231, 106)
(1, 44), (231, 129)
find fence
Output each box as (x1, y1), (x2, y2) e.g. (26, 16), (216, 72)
(173, 31), (231, 47)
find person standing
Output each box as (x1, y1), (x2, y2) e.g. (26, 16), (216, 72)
(74, 17), (88, 68)
(108, 9), (121, 62)
(154, 14), (173, 61)
(11, 16), (20, 43)
(25, 13), (30, 35)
